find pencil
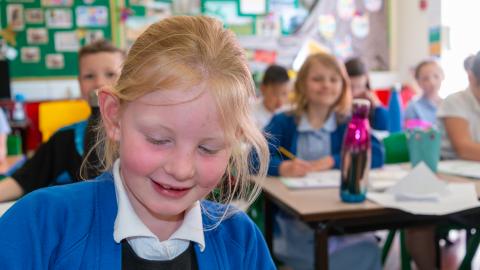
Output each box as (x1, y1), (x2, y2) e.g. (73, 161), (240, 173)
(279, 146), (296, 160)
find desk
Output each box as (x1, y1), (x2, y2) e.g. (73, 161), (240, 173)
(0, 155), (24, 175)
(255, 174), (480, 270)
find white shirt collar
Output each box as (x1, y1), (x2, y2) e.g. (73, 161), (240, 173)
(112, 159), (205, 259)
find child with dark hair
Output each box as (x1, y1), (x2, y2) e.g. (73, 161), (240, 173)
(252, 64), (291, 129)
(344, 57), (388, 130)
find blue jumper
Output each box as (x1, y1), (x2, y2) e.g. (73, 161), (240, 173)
(0, 173), (275, 270)
(264, 112), (385, 176)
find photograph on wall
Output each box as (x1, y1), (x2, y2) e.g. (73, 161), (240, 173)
(146, 2), (172, 19)
(7, 4), (25, 31)
(54, 31), (79, 52)
(85, 30), (104, 44)
(45, 53), (64, 69)
(45, 9), (73, 29)
(21, 47), (40, 63)
(27, 28), (49, 44)
(75, 6), (108, 27)
(202, 1), (254, 35)
(41, 0), (73, 7)
(25, 8), (44, 24)
(239, 0), (267, 15)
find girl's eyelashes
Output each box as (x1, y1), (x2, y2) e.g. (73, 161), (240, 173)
(198, 145), (222, 155)
(146, 137), (172, 145)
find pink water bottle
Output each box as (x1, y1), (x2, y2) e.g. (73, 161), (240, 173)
(340, 99), (372, 203)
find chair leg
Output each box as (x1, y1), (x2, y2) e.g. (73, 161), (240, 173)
(459, 229), (480, 270)
(382, 230), (397, 264)
(400, 231), (412, 270)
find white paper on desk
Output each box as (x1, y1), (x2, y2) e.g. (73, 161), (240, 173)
(367, 183), (480, 215)
(388, 162), (448, 201)
(0, 201), (15, 217)
(438, 160), (480, 179)
(368, 165), (410, 192)
(281, 170), (340, 189)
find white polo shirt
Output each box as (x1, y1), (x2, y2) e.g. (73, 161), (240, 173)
(112, 159), (205, 260)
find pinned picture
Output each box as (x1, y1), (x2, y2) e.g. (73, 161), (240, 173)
(25, 9), (44, 24)
(54, 31), (79, 52)
(21, 47), (40, 63)
(76, 6), (108, 27)
(7, 4), (25, 31)
(46, 53), (64, 69)
(318, 14), (336, 40)
(85, 30), (104, 44)
(45, 9), (72, 29)
(337, 0), (355, 20)
(27, 28), (49, 44)
(41, 0), (73, 7)
(364, 0), (383, 12)
(351, 13), (370, 39)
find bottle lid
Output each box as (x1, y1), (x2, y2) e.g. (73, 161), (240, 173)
(353, 98), (371, 107)
(352, 98), (370, 118)
(14, 93), (25, 102)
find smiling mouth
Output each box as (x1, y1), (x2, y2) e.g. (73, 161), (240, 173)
(150, 178), (192, 198)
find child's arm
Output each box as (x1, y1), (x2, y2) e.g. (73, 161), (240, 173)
(0, 177), (24, 202)
(0, 133), (7, 163)
(443, 117), (480, 161)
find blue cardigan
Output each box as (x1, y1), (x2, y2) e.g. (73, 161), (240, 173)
(265, 112), (384, 176)
(0, 173), (275, 270)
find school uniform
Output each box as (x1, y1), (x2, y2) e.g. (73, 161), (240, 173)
(437, 88), (480, 159)
(0, 161), (275, 269)
(265, 111), (384, 270)
(404, 95), (439, 125)
(265, 111), (384, 176)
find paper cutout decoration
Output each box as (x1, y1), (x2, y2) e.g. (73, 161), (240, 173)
(318, 14), (336, 40)
(351, 13), (369, 38)
(120, 7), (134, 23)
(76, 28), (87, 39)
(0, 25), (17, 46)
(337, 0), (355, 20)
(364, 0), (382, 12)
(254, 50), (277, 64)
(334, 36), (353, 60)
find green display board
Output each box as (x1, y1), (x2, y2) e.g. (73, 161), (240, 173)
(0, 0), (117, 79)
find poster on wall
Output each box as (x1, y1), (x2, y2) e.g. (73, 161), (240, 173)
(27, 28), (49, 44)
(76, 6), (108, 27)
(45, 53), (64, 69)
(364, 0), (382, 12)
(21, 47), (40, 63)
(54, 31), (79, 52)
(202, 1), (254, 32)
(41, 0), (73, 7)
(239, 0), (267, 15)
(7, 4), (25, 31)
(25, 8), (44, 24)
(45, 9), (73, 28)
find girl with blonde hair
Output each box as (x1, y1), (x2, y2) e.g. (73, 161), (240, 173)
(265, 52), (384, 270)
(0, 16), (274, 269)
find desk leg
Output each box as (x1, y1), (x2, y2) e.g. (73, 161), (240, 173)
(315, 223), (328, 270)
(264, 195), (274, 252)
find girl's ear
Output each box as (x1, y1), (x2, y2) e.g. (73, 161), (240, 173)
(98, 87), (121, 141)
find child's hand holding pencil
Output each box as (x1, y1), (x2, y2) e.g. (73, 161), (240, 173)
(278, 147), (313, 177)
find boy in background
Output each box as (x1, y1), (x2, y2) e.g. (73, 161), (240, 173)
(0, 40), (125, 202)
(252, 64), (291, 129)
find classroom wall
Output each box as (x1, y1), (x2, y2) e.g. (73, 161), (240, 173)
(371, 0), (441, 90)
(11, 0), (441, 100)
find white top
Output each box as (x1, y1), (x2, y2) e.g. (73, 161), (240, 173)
(251, 98), (274, 129)
(437, 88), (480, 159)
(112, 159), (205, 260)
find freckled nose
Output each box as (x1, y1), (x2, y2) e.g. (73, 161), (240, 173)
(164, 149), (195, 181)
